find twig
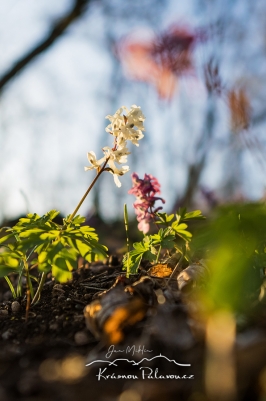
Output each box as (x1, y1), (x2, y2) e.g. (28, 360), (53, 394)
(0, 0), (90, 92)
(31, 272), (47, 304)
(168, 253), (184, 284)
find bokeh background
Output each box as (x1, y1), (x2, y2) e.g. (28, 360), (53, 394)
(1, 0), (266, 223)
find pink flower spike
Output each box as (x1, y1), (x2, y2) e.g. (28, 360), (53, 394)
(128, 172), (165, 234)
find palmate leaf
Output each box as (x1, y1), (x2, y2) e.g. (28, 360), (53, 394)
(64, 215), (85, 225)
(0, 210), (108, 284)
(122, 239), (157, 274)
(171, 221), (192, 241)
(155, 212), (175, 225)
(0, 247), (23, 277)
(151, 228), (176, 249)
(52, 263), (72, 282)
(123, 252), (143, 275)
(183, 210), (205, 220)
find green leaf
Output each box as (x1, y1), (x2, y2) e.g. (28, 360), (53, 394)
(38, 262), (51, 273)
(123, 252), (143, 275)
(47, 210), (60, 221)
(74, 239), (92, 258)
(72, 215), (86, 225)
(133, 240), (150, 253)
(156, 212), (175, 225)
(0, 233), (14, 244)
(183, 210), (205, 220)
(0, 266), (17, 277)
(143, 249), (157, 262)
(19, 228), (45, 237)
(2, 256), (20, 268)
(52, 264), (72, 283)
(39, 231), (59, 240)
(172, 221), (192, 241)
(38, 251), (48, 264)
(172, 223), (188, 231)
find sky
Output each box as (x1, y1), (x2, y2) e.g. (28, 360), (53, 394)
(1, 0), (266, 222)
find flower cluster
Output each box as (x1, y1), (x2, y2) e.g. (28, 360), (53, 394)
(129, 173), (165, 234)
(85, 105), (145, 187)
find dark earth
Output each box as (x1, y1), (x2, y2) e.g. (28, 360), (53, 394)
(0, 257), (266, 401)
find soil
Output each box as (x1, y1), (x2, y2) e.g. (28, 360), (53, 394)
(0, 260), (266, 401)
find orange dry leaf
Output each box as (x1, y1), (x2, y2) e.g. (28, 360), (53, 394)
(148, 263), (173, 278)
(103, 298), (147, 344)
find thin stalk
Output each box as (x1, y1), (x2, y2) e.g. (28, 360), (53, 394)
(4, 276), (16, 298)
(168, 253), (185, 284)
(26, 245), (38, 261)
(124, 204), (130, 277)
(31, 272), (47, 304)
(155, 245), (162, 264)
(16, 261), (24, 297)
(25, 262), (31, 322)
(67, 159), (109, 223)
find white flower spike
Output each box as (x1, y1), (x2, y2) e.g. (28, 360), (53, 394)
(85, 105), (145, 187)
(84, 151), (107, 171)
(105, 105), (145, 146)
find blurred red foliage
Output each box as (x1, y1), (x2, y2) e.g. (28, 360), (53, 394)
(116, 25), (206, 100)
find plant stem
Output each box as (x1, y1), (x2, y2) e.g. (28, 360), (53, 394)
(4, 276), (16, 298)
(16, 261), (24, 297)
(25, 262), (31, 322)
(168, 253), (184, 284)
(31, 272), (47, 304)
(124, 204), (130, 277)
(156, 245), (162, 264)
(67, 159), (109, 223)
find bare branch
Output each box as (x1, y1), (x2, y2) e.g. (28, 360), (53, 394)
(0, 0), (91, 92)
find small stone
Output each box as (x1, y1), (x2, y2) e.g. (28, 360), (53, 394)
(2, 329), (13, 340)
(11, 301), (21, 313)
(49, 323), (59, 331)
(0, 309), (8, 317)
(75, 304), (84, 310)
(66, 298), (71, 302)
(36, 315), (43, 321)
(74, 331), (89, 345)
(84, 294), (92, 301)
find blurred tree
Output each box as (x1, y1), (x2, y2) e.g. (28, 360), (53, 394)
(0, 0), (91, 92)
(1, 0), (266, 222)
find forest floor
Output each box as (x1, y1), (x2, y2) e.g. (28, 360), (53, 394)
(0, 259), (266, 401)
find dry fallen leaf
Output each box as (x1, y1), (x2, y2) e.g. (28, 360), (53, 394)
(148, 264), (173, 278)
(84, 285), (148, 344)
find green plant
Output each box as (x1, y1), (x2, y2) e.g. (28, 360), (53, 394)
(0, 105), (145, 318)
(123, 208), (205, 274)
(192, 203), (266, 313)
(0, 211), (107, 318)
